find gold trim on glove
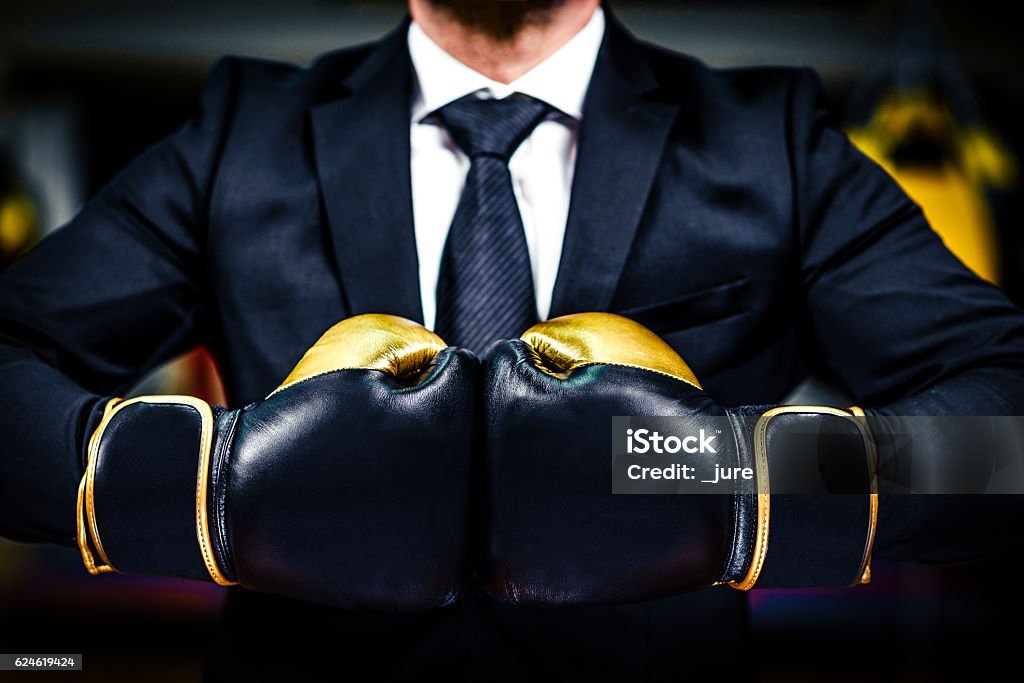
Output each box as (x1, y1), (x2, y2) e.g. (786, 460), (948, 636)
(274, 314), (448, 395)
(77, 397), (123, 575)
(728, 405), (877, 591)
(848, 405), (879, 585)
(76, 395), (236, 586)
(520, 312), (702, 389)
(189, 397), (237, 587)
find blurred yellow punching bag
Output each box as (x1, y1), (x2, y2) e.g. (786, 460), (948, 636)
(0, 161), (40, 268)
(848, 93), (1014, 285)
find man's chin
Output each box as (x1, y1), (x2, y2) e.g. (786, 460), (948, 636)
(425, 0), (569, 40)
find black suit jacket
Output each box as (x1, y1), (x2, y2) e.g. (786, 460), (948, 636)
(3, 10), (1024, 682)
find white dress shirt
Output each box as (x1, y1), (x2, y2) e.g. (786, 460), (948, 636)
(408, 7), (606, 330)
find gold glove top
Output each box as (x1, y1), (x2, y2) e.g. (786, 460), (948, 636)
(520, 312), (702, 389)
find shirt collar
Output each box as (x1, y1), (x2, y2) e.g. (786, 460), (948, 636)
(408, 6), (605, 124)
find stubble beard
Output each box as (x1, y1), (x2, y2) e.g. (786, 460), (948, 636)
(424, 0), (570, 41)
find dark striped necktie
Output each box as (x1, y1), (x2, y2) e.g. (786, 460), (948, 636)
(432, 93), (553, 355)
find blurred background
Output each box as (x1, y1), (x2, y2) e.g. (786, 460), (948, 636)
(2, 0), (1023, 680)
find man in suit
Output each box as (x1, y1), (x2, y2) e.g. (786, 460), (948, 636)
(3, 0), (1024, 680)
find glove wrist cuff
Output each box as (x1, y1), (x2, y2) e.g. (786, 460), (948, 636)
(729, 405), (878, 590)
(76, 395), (237, 585)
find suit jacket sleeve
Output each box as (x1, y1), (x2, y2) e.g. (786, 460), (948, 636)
(788, 68), (1024, 562)
(0, 58), (237, 546)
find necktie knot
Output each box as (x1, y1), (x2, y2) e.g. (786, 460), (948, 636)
(434, 94), (553, 161)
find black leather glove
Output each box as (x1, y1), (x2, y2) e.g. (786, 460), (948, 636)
(483, 312), (877, 606)
(77, 314), (476, 611)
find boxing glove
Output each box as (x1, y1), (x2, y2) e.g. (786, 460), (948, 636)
(483, 312), (877, 605)
(77, 314), (476, 611)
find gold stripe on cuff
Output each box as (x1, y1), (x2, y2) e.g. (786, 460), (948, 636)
(848, 405), (878, 585)
(77, 397), (124, 575)
(76, 395), (236, 586)
(729, 405), (876, 591)
(191, 398), (238, 587)
(727, 406), (778, 591)
(727, 492), (770, 591)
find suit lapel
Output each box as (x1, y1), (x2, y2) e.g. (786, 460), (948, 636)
(310, 22), (424, 324)
(549, 14), (681, 318)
